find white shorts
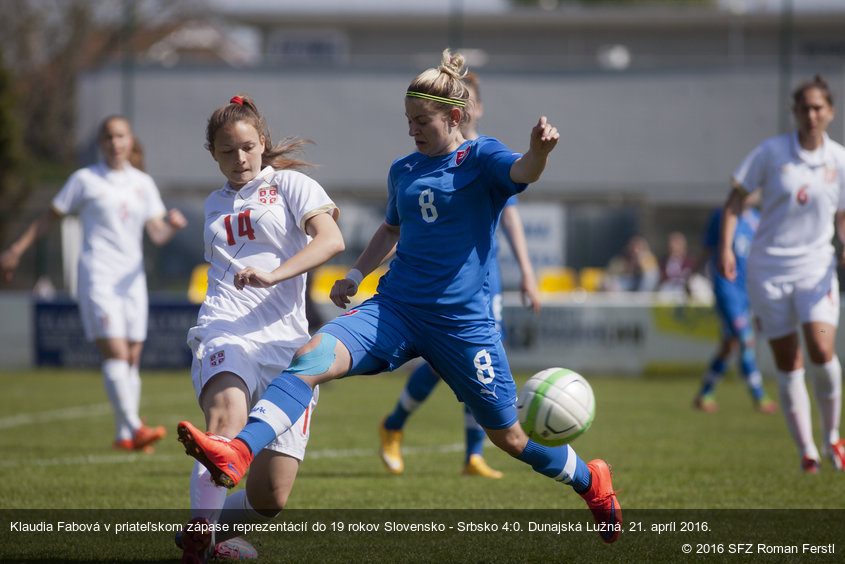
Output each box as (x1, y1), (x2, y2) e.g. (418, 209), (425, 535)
(747, 265), (840, 340)
(188, 329), (316, 460)
(77, 282), (148, 342)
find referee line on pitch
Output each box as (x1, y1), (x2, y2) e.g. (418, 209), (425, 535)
(0, 394), (191, 430)
(0, 403), (114, 429)
(0, 443), (464, 468)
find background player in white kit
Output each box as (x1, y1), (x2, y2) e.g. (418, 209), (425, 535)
(0, 116), (187, 452)
(719, 75), (845, 473)
(176, 95), (344, 562)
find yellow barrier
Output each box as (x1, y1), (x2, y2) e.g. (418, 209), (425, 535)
(538, 267), (577, 293)
(187, 264), (210, 304)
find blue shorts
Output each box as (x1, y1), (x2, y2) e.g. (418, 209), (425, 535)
(714, 284), (752, 339)
(320, 295), (518, 430)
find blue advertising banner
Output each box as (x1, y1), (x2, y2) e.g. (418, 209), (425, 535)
(34, 298), (199, 369)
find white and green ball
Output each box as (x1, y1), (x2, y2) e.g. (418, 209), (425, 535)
(517, 367), (595, 446)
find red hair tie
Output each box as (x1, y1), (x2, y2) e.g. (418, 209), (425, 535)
(230, 96), (243, 105)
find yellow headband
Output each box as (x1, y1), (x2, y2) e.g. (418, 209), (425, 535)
(406, 91), (466, 107)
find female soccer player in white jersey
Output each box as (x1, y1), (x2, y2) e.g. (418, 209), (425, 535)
(176, 95), (344, 562)
(177, 50), (621, 544)
(0, 116), (186, 452)
(719, 75), (845, 473)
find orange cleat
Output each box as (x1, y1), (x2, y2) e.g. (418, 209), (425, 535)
(177, 421), (253, 488)
(177, 517), (214, 564)
(132, 424), (166, 450)
(755, 396), (778, 414)
(112, 438), (154, 454)
(580, 459), (622, 543)
(824, 439), (845, 471)
(801, 456), (820, 474)
(693, 393), (718, 413)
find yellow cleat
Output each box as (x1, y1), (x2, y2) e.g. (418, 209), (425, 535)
(462, 454), (503, 479)
(379, 419), (404, 474)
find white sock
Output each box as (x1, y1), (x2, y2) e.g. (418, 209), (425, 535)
(809, 357), (842, 446)
(776, 368), (819, 460)
(128, 364), (142, 423)
(216, 489), (278, 544)
(398, 387), (423, 414)
(102, 359), (140, 440)
(190, 460), (228, 523)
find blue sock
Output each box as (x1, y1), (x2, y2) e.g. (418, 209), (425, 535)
(517, 439), (590, 493)
(385, 363), (440, 430)
(701, 357), (726, 395)
(464, 406), (485, 463)
(236, 372), (313, 454)
(737, 328), (765, 400)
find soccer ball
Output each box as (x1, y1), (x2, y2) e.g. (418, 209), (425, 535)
(517, 367), (595, 446)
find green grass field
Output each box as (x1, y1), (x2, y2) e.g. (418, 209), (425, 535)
(1, 367), (843, 562)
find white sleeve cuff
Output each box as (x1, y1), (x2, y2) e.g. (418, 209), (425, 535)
(345, 268), (364, 286)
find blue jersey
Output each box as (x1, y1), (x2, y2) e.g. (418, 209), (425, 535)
(704, 207), (759, 297)
(378, 136), (525, 321)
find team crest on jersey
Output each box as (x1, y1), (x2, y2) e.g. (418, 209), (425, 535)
(455, 146), (470, 165)
(210, 351), (225, 367)
(259, 188), (278, 204)
(796, 184), (809, 205)
(824, 167), (837, 184)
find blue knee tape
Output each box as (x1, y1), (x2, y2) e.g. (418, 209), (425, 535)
(287, 333), (337, 376)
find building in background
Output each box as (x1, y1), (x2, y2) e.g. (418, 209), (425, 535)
(6, 1), (845, 291)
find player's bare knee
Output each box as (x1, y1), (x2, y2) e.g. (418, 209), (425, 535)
(487, 427), (528, 457)
(807, 346), (834, 365)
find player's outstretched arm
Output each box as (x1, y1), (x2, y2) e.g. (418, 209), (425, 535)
(235, 211), (345, 290)
(330, 222), (399, 308)
(500, 206), (541, 313)
(510, 116), (559, 185)
(145, 208), (188, 246)
(717, 186), (745, 281)
(835, 210), (845, 265)
(0, 208), (61, 282)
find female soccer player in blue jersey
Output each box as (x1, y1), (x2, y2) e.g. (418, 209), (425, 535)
(378, 70), (541, 480)
(178, 49), (621, 543)
(693, 201), (777, 414)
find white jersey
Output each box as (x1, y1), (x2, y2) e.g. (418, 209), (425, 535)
(51, 162), (166, 294)
(190, 166), (337, 364)
(732, 132), (845, 275)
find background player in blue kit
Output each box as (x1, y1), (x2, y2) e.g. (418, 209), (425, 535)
(378, 70), (541, 479)
(177, 49), (622, 543)
(692, 200), (777, 414)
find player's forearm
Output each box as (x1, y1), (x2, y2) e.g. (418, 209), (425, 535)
(510, 151), (549, 185)
(835, 211), (845, 246)
(270, 235), (346, 285)
(352, 222), (399, 277)
(718, 189), (744, 256)
(501, 209), (534, 277)
(6, 208), (60, 257)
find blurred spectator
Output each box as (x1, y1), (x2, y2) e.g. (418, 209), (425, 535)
(602, 235), (659, 291)
(658, 231), (694, 295)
